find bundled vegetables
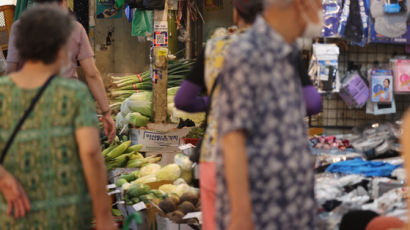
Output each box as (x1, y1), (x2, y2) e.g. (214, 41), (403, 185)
(102, 140), (161, 170)
(109, 60), (195, 111)
(113, 154), (195, 192)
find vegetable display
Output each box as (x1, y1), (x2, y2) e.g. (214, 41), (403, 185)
(102, 139), (161, 170)
(159, 192), (201, 224)
(109, 60), (195, 112)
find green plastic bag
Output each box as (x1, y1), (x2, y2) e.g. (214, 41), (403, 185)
(122, 212), (142, 230)
(14, 0), (33, 21)
(132, 10), (153, 37)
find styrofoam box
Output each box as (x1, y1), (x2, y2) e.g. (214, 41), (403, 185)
(130, 124), (191, 153)
(156, 215), (194, 230)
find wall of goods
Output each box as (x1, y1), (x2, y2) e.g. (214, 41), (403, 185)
(310, 1), (410, 228)
(308, 0), (410, 130)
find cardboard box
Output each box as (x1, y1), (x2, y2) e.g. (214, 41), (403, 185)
(146, 152), (179, 166)
(130, 124), (191, 153)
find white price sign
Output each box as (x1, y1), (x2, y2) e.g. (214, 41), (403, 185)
(107, 184), (116, 189)
(107, 189), (121, 196)
(183, 211), (202, 224)
(132, 202), (147, 212)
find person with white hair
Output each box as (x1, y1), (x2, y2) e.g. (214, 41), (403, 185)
(216, 0), (323, 229)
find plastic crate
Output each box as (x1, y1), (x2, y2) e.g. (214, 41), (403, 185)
(0, 5), (15, 50)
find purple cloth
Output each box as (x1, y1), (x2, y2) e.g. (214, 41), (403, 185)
(303, 85), (322, 116)
(175, 80), (209, 113)
(175, 80), (321, 116)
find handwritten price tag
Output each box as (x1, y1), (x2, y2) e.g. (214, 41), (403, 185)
(132, 202), (147, 212)
(107, 184), (116, 189)
(107, 189), (121, 196)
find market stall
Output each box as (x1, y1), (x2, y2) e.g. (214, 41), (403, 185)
(97, 0), (206, 229)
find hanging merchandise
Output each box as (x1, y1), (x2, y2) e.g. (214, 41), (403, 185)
(366, 69), (397, 115)
(131, 9), (153, 37)
(393, 59), (410, 93)
(309, 43), (341, 93)
(369, 0), (410, 44)
(370, 69), (393, 103)
(125, 5), (136, 22)
(339, 0), (368, 46)
(321, 0), (343, 37)
(384, 0), (407, 14)
(366, 97), (397, 115)
(125, 0), (166, 10)
(339, 71), (369, 108)
(97, 0), (123, 19)
(205, 0), (223, 10)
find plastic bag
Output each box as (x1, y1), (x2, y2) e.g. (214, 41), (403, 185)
(132, 9), (153, 37)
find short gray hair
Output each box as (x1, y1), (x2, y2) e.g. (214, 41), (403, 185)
(263, 0), (294, 8)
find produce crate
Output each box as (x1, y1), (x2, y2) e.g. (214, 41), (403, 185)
(0, 5), (14, 50)
(156, 215), (194, 230)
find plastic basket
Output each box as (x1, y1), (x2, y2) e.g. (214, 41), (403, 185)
(0, 5), (15, 50)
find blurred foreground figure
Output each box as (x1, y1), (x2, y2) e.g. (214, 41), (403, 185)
(7, 0), (116, 143)
(0, 5), (116, 230)
(216, 0), (323, 229)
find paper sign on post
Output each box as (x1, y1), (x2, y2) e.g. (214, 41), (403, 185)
(107, 184), (116, 189)
(132, 202), (147, 211)
(107, 189), (121, 196)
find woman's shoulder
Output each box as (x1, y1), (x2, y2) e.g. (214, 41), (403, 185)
(52, 77), (89, 92)
(0, 76), (12, 85)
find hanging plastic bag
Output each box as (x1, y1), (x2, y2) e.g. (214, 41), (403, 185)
(132, 9), (153, 37)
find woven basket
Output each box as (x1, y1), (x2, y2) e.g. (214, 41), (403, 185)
(0, 5), (15, 50)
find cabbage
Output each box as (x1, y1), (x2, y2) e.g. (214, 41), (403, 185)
(127, 92), (153, 117)
(174, 154), (192, 171)
(156, 164), (181, 181)
(189, 187), (199, 196)
(139, 164), (161, 178)
(173, 178), (187, 185)
(159, 184), (177, 194)
(174, 184), (191, 197)
(126, 112), (150, 127)
(122, 182), (132, 190)
(133, 174), (157, 184)
(180, 170), (193, 184)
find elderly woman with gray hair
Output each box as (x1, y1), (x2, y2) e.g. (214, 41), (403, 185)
(0, 5), (116, 230)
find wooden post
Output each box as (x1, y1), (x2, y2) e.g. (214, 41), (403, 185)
(196, 0), (203, 57)
(152, 3), (169, 123)
(185, 5), (193, 59)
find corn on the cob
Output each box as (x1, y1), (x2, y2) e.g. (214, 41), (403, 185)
(126, 154), (162, 168)
(127, 144), (143, 153)
(106, 140), (131, 159)
(102, 145), (117, 156)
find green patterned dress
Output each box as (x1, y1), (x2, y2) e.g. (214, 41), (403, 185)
(0, 76), (98, 230)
